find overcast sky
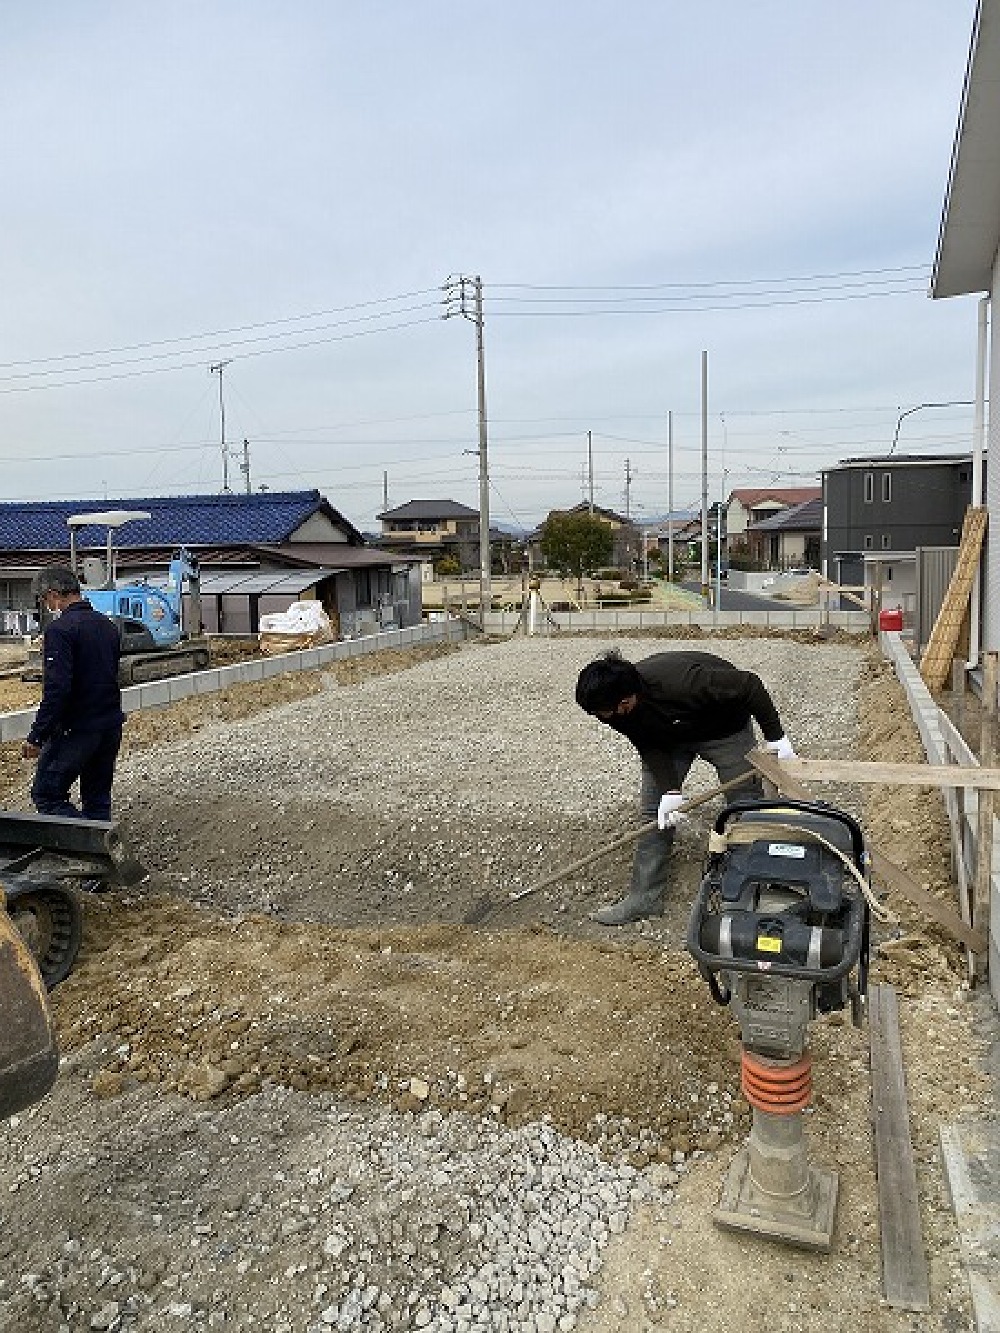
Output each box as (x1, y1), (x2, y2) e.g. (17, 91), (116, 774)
(0, 2), (983, 532)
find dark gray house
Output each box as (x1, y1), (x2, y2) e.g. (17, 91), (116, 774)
(822, 454), (974, 592)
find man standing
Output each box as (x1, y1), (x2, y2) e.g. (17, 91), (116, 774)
(575, 647), (795, 925)
(22, 566), (124, 822)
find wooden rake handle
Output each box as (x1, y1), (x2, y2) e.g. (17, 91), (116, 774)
(507, 765), (758, 905)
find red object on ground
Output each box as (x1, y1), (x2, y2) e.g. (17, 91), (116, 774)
(878, 608), (904, 631)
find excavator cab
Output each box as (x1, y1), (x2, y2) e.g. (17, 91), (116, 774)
(0, 890), (58, 1118)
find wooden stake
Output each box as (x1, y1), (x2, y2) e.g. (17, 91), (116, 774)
(951, 658), (966, 740)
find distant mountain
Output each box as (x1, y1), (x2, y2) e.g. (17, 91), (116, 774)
(491, 520), (532, 536)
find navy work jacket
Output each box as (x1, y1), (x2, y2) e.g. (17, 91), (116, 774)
(27, 600), (124, 745)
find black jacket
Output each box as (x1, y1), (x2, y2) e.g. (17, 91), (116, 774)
(27, 600), (124, 745)
(601, 650), (784, 755)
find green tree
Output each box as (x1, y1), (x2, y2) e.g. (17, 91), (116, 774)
(434, 553), (462, 577)
(540, 513), (613, 590)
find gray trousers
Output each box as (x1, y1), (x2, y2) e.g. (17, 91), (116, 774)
(630, 723), (763, 907)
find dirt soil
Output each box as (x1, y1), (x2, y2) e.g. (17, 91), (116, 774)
(0, 635), (995, 1332)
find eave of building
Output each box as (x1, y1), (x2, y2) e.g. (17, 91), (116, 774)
(932, 1), (1000, 297)
(822, 453), (972, 472)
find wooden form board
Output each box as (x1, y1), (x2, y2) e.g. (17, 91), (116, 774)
(919, 505), (988, 692)
(869, 984), (930, 1312)
(784, 756), (1000, 791)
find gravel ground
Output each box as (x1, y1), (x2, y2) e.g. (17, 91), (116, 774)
(0, 634), (994, 1333)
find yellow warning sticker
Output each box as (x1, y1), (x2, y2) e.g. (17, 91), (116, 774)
(756, 936), (782, 953)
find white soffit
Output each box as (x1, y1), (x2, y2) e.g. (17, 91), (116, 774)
(933, 2), (1000, 298)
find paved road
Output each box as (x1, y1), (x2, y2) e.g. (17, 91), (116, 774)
(680, 579), (795, 612)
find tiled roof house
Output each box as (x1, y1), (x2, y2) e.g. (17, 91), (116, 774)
(0, 490), (420, 637)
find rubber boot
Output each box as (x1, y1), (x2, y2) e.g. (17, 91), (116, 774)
(592, 826), (672, 926)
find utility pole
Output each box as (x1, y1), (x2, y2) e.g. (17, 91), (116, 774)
(624, 459), (635, 574)
(383, 470), (389, 511)
(443, 275), (491, 625)
(240, 439), (252, 495)
(667, 410), (675, 584)
(714, 467), (728, 622)
(700, 351), (709, 603)
(209, 361), (233, 493)
(587, 431), (594, 516)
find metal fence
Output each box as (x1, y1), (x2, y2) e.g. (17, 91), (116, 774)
(482, 607), (872, 634)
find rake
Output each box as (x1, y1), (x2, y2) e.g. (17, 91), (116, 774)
(462, 767), (756, 926)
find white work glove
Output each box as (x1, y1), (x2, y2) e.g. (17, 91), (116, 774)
(657, 791), (686, 830)
(764, 735), (796, 761)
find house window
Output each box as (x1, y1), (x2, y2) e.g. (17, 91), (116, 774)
(881, 534), (891, 549)
(864, 535), (873, 549)
(881, 473), (891, 502)
(864, 473), (874, 503)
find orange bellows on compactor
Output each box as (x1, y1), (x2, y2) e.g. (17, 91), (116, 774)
(687, 798), (871, 1251)
(741, 1051), (813, 1115)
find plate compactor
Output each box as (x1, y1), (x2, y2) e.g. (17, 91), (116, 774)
(686, 797), (871, 1251)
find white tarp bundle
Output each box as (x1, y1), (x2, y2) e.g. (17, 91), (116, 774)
(258, 600), (335, 655)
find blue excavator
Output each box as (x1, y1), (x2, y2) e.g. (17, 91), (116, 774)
(68, 509), (210, 685)
(25, 510), (211, 687)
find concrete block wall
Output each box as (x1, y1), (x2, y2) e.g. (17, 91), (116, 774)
(0, 619), (470, 745)
(483, 608), (871, 634)
(881, 630), (999, 1004)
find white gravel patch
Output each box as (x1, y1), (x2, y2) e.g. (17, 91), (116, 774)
(117, 636), (865, 821)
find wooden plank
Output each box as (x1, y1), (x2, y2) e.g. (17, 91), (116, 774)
(868, 847), (986, 955)
(749, 750), (988, 954)
(783, 756), (1000, 791)
(919, 506), (988, 691)
(869, 984), (930, 1312)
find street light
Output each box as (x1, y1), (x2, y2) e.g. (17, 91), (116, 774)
(888, 400), (973, 455)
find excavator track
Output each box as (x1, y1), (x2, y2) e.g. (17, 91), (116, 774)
(119, 643), (211, 686)
(6, 882), (83, 990)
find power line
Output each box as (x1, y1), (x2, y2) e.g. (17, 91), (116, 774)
(0, 314), (442, 394)
(0, 287), (444, 371)
(0, 266), (933, 384)
(486, 287), (926, 316)
(489, 264), (929, 290)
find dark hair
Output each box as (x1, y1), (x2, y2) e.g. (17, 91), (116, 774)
(575, 649), (642, 714)
(33, 565), (81, 598)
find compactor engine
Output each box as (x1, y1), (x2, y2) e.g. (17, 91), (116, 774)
(686, 798), (870, 1250)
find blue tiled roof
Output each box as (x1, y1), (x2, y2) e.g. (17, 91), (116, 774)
(0, 490), (346, 551)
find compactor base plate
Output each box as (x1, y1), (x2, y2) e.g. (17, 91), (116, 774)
(713, 1146), (839, 1251)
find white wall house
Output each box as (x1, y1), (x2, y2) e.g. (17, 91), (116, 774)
(931, 0), (1000, 653)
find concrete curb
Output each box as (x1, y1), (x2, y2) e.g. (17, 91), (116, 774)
(0, 619), (471, 744)
(940, 1121), (1000, 1332)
